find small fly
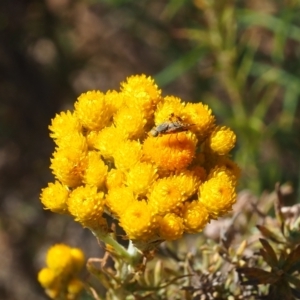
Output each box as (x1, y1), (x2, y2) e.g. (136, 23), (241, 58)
(149, 113), (194, 137)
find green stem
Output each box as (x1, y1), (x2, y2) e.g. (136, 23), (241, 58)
(91, 228), (134, 264)
(90, 228), (144, 267)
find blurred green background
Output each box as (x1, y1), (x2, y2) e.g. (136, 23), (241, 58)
(0, 0), (299, 299)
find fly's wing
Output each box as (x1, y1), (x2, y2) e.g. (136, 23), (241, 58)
(164, 121), (189, 134)
(149, 122), (170, 136)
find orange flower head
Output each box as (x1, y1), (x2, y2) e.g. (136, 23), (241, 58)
(189, 165), (207, 182)
(143, 131), (197, 171)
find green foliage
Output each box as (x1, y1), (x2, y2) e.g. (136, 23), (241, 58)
(152, 0), (300, 195)
(80, 184), (300, 299)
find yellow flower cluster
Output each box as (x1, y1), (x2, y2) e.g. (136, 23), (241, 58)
(37, 244), (85, 299)
(40, 74), (240, 250)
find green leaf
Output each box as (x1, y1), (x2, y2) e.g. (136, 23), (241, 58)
(249, 62), (300, 129)
(268, 280), (295, 300)
(283, 244), (300, 274)
(237, 9), (300, 43)
(285, 273), (300, 289)
(256, 225), (283, 243)
(259, 239), (278, 268)
(161, 0), (190, 20)
(291, 286), (300, 299)
(237, 267), (279, 285)
(154, 48), (208, 87)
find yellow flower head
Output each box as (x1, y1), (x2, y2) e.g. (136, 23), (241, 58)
(143, 132), (197, 171)
(105, 187), (136, 217)
(119, 200), (157, 241)
(41, 74), (240, 247)
(184, 102), (215, 141)
(158, 213), (184, 241)
(176, 169), (203, 197)
(70, 248), (85, 273)
(67, 278), (84, 298)
(105, 169), (126, 190)
(49, 111), (82, 142)
(114, 106), (147, 139)
(38, 244), (85, 299)
(74, 90), (113, 131)
(207, 164), (239, 183)
(182, 200), (210, 233)
(50, 149), (87, 188)
(199, 170), (237, 218)
(40, 181), (69, 214)
(94, 126), (128, 160)
(68, 185), (105, 229)
(126, 162), (158, 197)
(154, 96), (185, 124)
(46, 244), (73, 276)
(207, 126), (236, 155)
(83, 151), (108, 188)
(213, 156), (241, 184)
(113, 140), (142, 170)
(121, 74), (162, 117)
(148, 174), (197, 215)
(86, 130), (99, 149)
(55, 132), (88, 153)
(38, 267), (57, 288)
(105, 90), (124, 113)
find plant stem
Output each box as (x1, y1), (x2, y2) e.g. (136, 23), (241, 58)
(91, 228), (135, 265)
